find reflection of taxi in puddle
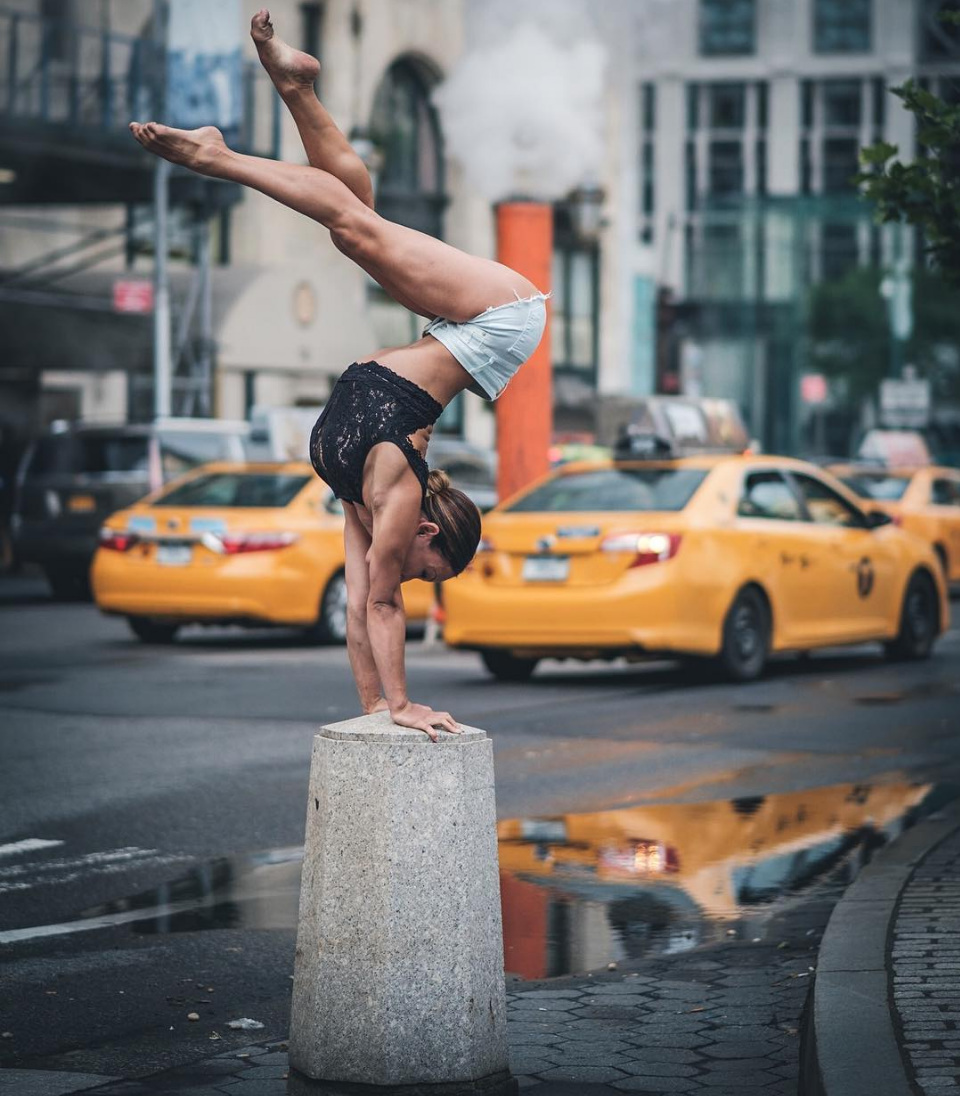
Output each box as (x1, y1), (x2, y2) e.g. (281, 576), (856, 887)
(92, 462), (433, 644)
(444, 449), (949, 682)
(828, 464), (960, 585)
(498, 782), (933, 977)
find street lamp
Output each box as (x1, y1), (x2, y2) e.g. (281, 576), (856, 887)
(569, 182), (605, 244)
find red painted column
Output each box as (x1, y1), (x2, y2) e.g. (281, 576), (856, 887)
(495, 202), (553, 503)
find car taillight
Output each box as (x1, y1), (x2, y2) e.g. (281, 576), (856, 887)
(891, 514), (903, 527)
(99, 527), (139, 552)
(217, 531), (299, 555)
(600, 532), (681, 567)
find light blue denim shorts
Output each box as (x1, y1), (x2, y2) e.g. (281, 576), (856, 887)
(423, 292), (549, 400)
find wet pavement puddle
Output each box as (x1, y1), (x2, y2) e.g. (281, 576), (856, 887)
(2, 781), (953, 977)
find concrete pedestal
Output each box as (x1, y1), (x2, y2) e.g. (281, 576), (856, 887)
(289, 713), (512, 1090)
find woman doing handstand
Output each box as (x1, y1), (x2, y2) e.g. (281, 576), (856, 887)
(130, 9), (548, 740)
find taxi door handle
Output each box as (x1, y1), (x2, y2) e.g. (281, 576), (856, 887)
(780, 552), (794, 565)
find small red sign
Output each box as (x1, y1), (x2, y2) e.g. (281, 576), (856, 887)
(113, 280), (154, 314)
(801, 373), (828, 405)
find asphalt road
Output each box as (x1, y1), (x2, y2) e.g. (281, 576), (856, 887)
(1, 575), (959, 1078)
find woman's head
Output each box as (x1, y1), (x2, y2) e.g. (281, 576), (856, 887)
(402, 469), (481, 583)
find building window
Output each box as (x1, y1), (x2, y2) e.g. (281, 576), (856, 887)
(814, 0), (871, 54)
(699, 0), (755, 56)
(40, 0), (74, 62)
(552, 206), (600, 387)
(822, 79), (862, 127)
(799, 79), (869, 195)
(370, 58), (446, 238)
(686, 81), (765, 207)
(920, 0), (960, 61)
(709, 140), (744, 195)
(640, 83), (656, 239)
(822, 222), (859, 281)
(709, 82), (747, 128)
(822, 137), (860, 192)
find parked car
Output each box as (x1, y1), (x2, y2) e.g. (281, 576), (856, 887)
(427, 437), (498, 512)
(92, 460), (433, 644)
(443, 453), (949, 682)
(13, 419), (249, 599)
(828, 463), (960, 584)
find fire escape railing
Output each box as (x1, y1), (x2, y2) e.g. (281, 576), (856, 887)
(0, 6), (280, 158)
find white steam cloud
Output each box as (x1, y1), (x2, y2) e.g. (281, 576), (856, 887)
(432, 21), (606, 204)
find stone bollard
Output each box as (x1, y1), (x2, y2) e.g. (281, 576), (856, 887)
(289, 712), (515, 1094)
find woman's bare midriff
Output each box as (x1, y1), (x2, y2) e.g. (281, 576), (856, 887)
(360, 336), (473, 407)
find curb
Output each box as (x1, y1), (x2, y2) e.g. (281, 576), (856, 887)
(800, 807), (960, 1096)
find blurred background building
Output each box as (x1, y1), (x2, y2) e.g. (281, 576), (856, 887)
(1, 0), (959, 463)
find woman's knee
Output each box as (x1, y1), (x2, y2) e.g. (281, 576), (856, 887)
(329, 208), (381, 260)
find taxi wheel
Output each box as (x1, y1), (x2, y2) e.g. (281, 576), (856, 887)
(305, 571), (348, 645)
(885, 571), (938, 661)
(45, 565), (91, 602)
(127, 616), (180, 644)
(480, 649), (539, 682)
(718, 586), (770, 682)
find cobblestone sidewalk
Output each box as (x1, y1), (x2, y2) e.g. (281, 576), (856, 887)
(9, 886), (833, 1096)
(893, 828), (960, 1096)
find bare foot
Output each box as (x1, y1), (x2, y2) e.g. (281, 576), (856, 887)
(129, 122), (227, 175)
(250, 8), (319, 94)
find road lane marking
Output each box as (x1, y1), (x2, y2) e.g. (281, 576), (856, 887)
(0, 838), (64, 858)
(0, 847), (190, 894)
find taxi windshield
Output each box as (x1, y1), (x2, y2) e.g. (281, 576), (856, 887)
(154, 472), (310, 508)
(839, 473), (911, 501)
(505, 468), (708, 513)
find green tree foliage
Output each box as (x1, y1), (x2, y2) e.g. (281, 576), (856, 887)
(858, 24), (960, 284)
(809, 267), (960, 402)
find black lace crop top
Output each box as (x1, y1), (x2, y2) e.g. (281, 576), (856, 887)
(309, 361), (443, 505)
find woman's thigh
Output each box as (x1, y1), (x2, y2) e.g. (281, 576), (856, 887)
(336, 210), (537, 322)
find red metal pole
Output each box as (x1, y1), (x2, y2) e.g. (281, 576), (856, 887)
(495, 201), (553, 503)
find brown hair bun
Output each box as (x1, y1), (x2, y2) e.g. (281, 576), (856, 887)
(425, 468), (452, 498)
(422, 468), (481, 576)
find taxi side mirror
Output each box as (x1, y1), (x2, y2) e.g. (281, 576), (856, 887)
(866, 510), (893, 529)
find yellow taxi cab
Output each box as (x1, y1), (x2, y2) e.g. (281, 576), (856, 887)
(92, 461), (433, 644)
(828, 463), (960, 584)
(443, 454), (949, 681)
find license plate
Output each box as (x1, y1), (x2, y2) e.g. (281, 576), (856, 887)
(156, 544), (192, 567)
(67, 494), (96, 513)
(522, 555), (569, 582)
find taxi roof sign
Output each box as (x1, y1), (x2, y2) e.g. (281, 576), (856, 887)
(614, 397), (749, 460)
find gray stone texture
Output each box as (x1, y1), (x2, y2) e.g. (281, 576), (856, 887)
(289, 714), (510, 1087)
(893, 830), (960, 1096)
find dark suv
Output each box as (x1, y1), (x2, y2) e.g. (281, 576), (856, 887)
(13, 419), (248, 598)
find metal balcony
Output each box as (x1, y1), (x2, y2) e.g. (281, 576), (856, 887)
(0, 6), (280, 206)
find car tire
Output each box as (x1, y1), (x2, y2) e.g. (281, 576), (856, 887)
(305, 570), (348, 645)
(127, 616), (180, 644)
(480, 649), (539, 682)
(885, 571), (938, 661)
(45, 565), (91, 602)
(717, 586), (770, 682)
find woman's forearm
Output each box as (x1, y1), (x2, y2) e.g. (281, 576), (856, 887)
(365, 601), (409, 711)
(346, 612), (383, 712)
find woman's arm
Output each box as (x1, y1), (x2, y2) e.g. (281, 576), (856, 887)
(342, 502), (384, 713)
(364, 455), (458, 740)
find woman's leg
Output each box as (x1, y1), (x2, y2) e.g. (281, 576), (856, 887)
(249, 9), (374, 210)
(128, 123), (536, 322)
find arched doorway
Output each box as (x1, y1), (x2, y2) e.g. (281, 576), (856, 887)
(370, 56), (447, 239)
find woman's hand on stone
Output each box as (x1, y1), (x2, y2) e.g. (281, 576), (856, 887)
(390, 701), (460, 742)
